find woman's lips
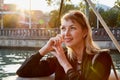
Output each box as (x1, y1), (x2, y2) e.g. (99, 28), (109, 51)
(64, 38), (72, 43)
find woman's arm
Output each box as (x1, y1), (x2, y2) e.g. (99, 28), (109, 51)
(16, 45), (57, 77)
(16, 35), (60, 77)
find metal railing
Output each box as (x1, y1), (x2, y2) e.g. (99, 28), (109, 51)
(0, 28), (120, 41)
(92, 28), (120, 41)
(0, 28), (60, 40)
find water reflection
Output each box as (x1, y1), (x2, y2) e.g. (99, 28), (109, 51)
(0, 48), (36, 80)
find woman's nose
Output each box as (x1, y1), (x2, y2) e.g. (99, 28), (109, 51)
(64, 29), (70, 36)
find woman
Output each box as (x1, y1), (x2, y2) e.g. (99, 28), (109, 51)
(16, 10), (112, 80)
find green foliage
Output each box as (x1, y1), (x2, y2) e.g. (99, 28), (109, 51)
(116, 10), (120, 27)
(89, 6), (120, 28)
(100, 8), (120, 28)
(89, 9), (97, 27)
(48, 10), (59, 28)
(79, 1), (86, 13)
(48, 4), (80, 28)
(107, 10), (118, 27)
(115, 0), (120, 8)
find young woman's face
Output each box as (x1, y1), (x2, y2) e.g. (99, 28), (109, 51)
(60, 19), (85, 48)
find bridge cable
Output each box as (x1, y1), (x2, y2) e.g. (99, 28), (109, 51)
(85, 0), (119, 80)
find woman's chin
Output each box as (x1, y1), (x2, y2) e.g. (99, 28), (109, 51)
(65, 43), (73, 47)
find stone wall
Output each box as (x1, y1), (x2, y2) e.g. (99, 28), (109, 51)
(0, 38), (48, 48)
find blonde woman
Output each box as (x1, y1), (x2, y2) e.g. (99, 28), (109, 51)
(16, 10), (112, 80)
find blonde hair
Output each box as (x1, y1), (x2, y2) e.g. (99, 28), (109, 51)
(61, 10), (108, 59)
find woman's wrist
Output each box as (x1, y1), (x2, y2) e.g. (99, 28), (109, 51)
(56, 53), (73, 73)
(39, 45), (48, 56)
(58, 57), (73, 73)
(63, 62), (73, 73)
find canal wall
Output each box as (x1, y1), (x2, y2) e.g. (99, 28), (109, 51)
(0, 38), (48, 48)
(0, 37), (120, 49)
(94, 41), (120, 49)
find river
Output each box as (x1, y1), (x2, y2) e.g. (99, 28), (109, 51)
(0, 48), (37, 80)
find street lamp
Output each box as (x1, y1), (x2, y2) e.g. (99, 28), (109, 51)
(29, 0), (32, 29)
(0, 0), (4, 29)
(97, 0), (99, 29)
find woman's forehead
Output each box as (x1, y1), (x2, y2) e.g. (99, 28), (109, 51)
(61, 20), (73, 27)
(61, 19), (79, 26)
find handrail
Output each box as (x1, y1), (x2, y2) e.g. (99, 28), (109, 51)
(0, 28), (120, 41)
(86, 0), (120, 53)
(0, 28), (60, 39)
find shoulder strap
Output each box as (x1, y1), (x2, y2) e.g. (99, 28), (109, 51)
(92, 53), (99, 65)
(111, 61), (119, 80)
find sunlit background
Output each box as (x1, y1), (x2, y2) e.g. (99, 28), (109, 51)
(4, 0), (115, 12)
(0, 0), (117, 29)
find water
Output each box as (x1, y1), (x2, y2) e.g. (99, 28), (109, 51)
(0, 48), (36, 80)
(0, 48), (120, 80)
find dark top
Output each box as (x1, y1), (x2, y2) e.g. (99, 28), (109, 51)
(16, 50), (112, 80)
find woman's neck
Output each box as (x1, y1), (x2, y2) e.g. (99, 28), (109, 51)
(72, 42), (85, 61)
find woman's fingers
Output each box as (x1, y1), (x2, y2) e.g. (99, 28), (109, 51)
(57, 34), (64, 42)
(55, 34), (64, 45)
(46, 34), (63, 52)
(44, 34), (63, 52)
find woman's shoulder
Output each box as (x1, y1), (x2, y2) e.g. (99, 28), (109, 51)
(89, 49), (110, 59)
(93, 49), (110, 57)
(98, 49), (111, 57)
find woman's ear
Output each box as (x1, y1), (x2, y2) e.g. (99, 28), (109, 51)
(83, 29), (88, 38)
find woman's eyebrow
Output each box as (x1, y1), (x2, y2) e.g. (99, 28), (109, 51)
(60, 23), (75, 28)
(69, 24), (75, 27)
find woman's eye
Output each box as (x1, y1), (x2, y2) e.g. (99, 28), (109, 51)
(71, 26), (76, 30)
(60, 27), (65, 31)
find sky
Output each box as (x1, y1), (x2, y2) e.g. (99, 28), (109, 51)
(4, 0), (116, 13)
(95, 0), (116, 7)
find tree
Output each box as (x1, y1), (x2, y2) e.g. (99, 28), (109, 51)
(3, 14), (19, 28)
(48, 3), (80, 28)
(117, 13), (120, 27)
(115, 0), (120, 8)
(89, 9), (97, 28)
(79, 1), (86, 13)
(108, 10), (118, 27)
(48, 10), (59, 28)
(47, 0), (120, 28)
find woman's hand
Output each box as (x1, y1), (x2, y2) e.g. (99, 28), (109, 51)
(50, 34), (73, 73)
(39, 34), (63, 56)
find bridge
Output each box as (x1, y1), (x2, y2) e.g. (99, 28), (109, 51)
(0, 28), (59, 48)
(0, 28), (120, 49)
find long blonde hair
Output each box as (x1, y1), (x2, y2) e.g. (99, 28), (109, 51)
(61, 10), (107, 59)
